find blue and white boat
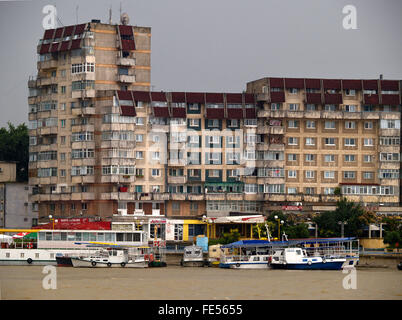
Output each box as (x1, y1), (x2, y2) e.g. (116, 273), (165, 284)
(270, 238), (359, 270)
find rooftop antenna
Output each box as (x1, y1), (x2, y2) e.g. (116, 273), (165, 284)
(109, 5), (112, 24)
(379, 74), (383, 80)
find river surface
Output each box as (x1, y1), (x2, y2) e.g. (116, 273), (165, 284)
(0, 260), (401, 300)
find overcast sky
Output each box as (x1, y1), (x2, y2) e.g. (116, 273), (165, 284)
(0, 0), (401, 128)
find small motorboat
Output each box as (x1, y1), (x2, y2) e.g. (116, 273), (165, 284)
(180, 245), (205, 267)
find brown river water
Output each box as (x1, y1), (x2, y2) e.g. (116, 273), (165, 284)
(0, 258), (401, 300)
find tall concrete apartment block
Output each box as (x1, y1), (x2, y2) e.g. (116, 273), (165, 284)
(28, 20), (151, 221)
(247, 77), (402, 215)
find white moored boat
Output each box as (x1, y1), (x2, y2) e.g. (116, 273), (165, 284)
(219, 240), (274, 269)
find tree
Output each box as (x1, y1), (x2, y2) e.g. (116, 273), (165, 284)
(0, 122), (29, 182)
(313, 198), (367, 238)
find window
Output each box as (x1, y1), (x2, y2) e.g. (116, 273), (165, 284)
(288, 137), (298, 145)
(344, 138), (356, 146)
(324, 121), (336, 129)
(288, 154), (297, 161)
(380, 153), (400, 161)
(288, 170), (297, 178)
(345, 121), (356, 129)
(287, 187), (297, 194)
(289, 103), (299, 111)
(305, 138), (315, 146)
(324, 154), (335, 162)
(60, 119), (66, 128)
(135, 134), (143, 142)
(305, 170), (315, 179)
(364, 138), (374, 146)
(343, 171), (356, 179)
(344, 105), (357, 112)
(136, 151), (143, 159)
(345, 89), (356, 96)
(188, 119), (200, 127)
(324, 171), (335, 179)
(306, 120), (315, 129)
(380, 120), (400, 129)
(271, 103), (281, 110)
(288, 120), (298, 128)
(324, 104), (336, 111)
(344, 154), (355, 162)
(151, 169), (160, 177)
(364, 155), (373, 163)
(363, 172), (374, 179)
(364, 122), (373, 129)
(245, 184), (258, 193)
(289, 88), (298, 94)
(305, 154), (315, 162)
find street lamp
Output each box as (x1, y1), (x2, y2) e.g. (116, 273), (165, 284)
(49, 215), (54, 230)
(338, 221), (348, 238)
(274, 215), (284, 240)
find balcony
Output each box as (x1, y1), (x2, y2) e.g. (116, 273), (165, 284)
(168, 159), (186, 166)
(37, 59), (58, 70)
(118, 75), (136, 83)
(205, 193), (226, 201)
(226, 193), (244, 201)
(71, 107), (96, 116)
(71, 124), (94, 133)
(117, 57), (136, 66)
(170, 193), (186, 201)
(187, 194), (205, 201)
(153, 193), (170, 201)
(167, 176), (187, 184)
(256, 93), (269, 101)
(71, 175), (95, 184)
(72, 89), (96, 99)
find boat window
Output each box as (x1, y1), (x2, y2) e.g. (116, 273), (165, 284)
(125, 233), (133, 242)
(194, 250), (201, 255)
(20, 253), (25, 258)
(253, 257), (260, 261)
(61, 232), (67, 241)
(50, 253), (55, 259)
(97, 233), (105, 242)
(83, 232), (89, 241)
(263, 257), (268, 261)
(35, 253), (40, 258)
(6, 253), (10, 258)
(53, 232), (61, 241)
(89, 233), (96, 241)
(39, 232), (45, 241)
(105, 233), (112, 242)
(296, 250), (302, 255)
(185, 250), (192, 255)
(116, 233), (124, 241)
(45, 232), (52, 241)
(67, 232), (75, 241)
(75, 232), (82, 241)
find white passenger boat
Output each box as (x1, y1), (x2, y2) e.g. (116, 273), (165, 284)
(270, 238), (359, 270)
(0, 229), (148, 266)
(219, 240), (274, 269)
(71, 248), (149, 268)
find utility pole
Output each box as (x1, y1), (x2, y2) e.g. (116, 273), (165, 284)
(338, 221), (348, 238)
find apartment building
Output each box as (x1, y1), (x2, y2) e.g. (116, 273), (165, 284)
(28, 19), (151, 221)
(247, 77), (402, 215)
(27, 18), (402, 237)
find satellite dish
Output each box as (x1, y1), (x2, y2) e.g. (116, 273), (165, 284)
(121, 13), (129, 25)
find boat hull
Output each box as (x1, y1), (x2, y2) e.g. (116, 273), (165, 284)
(181, 260), (205, 267)
(71, 258), (148, 268)
(270, 261), (345, 270)
(56, 256), (73, 267)
(219, 262), (269, 269)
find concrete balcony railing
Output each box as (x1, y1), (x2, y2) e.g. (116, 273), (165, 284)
(168, 159), (186, 166)
(118, 75), (136, 83)
(71, 175), (95, 184)
(72, 89), (96, 99)
(71, 141), (96, 149)
(170, 193), (186, 201)
(167, 176), (187, 184)
(187, 194), (205, 201)
(71, 124), (95, 133)
(117, 57), (136, 66)
(71, 107), (96, 116)
(37, 59), (58, 70)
